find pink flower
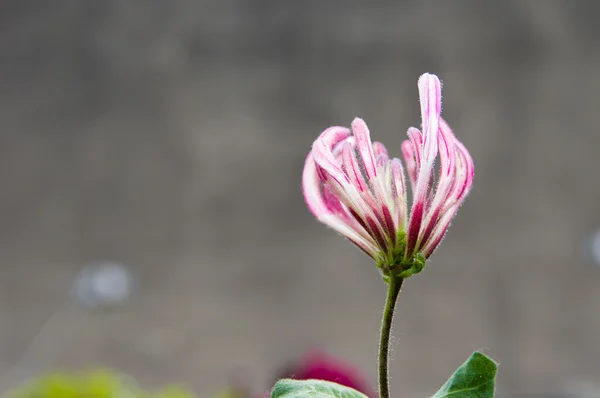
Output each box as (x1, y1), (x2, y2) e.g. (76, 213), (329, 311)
(270, 350), (373, 397)
(292, 351), (373, 396)
(302, 73), (474, 278)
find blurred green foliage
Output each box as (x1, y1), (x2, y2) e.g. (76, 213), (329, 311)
(6, 370), (196, 398)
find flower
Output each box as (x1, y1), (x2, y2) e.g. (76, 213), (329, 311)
(302, 73), (474, 279)
(270, 350), (373, 397)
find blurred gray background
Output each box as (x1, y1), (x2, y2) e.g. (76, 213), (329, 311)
(1, 1), (600, 397)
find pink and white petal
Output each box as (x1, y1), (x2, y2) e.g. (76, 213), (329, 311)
(417, 73), (441, 166)
(365, 141), (393, 224)
(378, 159), (394, 205)
(302, 153), (330, 219)
(305, 151), (368, 231)
(420, 202), (459, 258)
(437, 119), (457, 183)
(406, 194), (425, 258)
(311, 132), (384, 238)
(341, 141), (368, 193)
(323, 131), (393, 249)
(407, 75), (443, 257)
(374, 153), (394, 220)
(434, 119), (472, 204)
(321, 185), (377, 244)
(332, 135), (354, 164)
(321, 181), (348, 215)
(401, 139), (417, 190)
(406, 127), (423, 167)
(454, 140), (474, 201)
(391, 158), (408, 230)
(379, 192), (397, 247)
(423, 144), (473, 258)
(312, 126), (353, 185)
(304, 157), (375, 252)
(351, 118), (378, 179)
(317, 126), (352, 149)
(312, 139), (351, 186)
(442, 140), (474, 213)
(416, 121), (458, 249)
(342, 144), (385, 221)
(422, 139), (474, 257)
(407, 160), (436, 257)
(319, 213), (380, 259)
(321, 171), (390, 252)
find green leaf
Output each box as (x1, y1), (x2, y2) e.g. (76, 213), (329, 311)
(271, 379), (368, 398)
(432, 351), (498, 398)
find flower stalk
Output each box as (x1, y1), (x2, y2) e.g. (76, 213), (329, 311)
(378, 276), (403, 398)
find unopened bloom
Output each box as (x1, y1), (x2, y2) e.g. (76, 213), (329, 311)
(302, 73), (474, 279)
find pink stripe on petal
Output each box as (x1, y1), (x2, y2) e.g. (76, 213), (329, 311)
(322, 182), (347, 214)
(366, 215), (389, 253)
(348, 207), (371, 234)
(315, 164), (329, 182)
(452, 149), (470, 201)
(455, 141), (474, 200)
(401, 139), (417, 190)
(439, 118), (457, 141)
(417, 202), (444, 253)
(442, 141), (473, 213)
(406, 200), (424, 257)
(407, 173), (431, 257)
(437, 119), (457, 181)
(351, 118), (378, 179)
(382, 204), (396, 246)
(421, 203), (459, 258)
(348, 206), (388, 254)
(342, 142), (367, 192)
(406, 127), (423, 166)
(391, 158), (407, 229)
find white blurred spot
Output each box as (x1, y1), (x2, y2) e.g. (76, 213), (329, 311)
(72, 261), (134, 308)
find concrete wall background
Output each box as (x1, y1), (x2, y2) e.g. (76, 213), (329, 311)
(1, 1), (600, 396)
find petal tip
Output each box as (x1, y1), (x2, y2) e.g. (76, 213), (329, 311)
(351, 117), (367, 129)
(418, 72), (441, 86)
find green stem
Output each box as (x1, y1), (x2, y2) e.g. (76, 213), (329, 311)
(379, 276), (403, 398)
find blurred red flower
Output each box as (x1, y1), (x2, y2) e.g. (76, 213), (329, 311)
(277, 350), (373, 397)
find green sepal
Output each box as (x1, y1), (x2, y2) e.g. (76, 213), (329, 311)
(377, 251), (426, 282)
(270, 379), (367, 398)
(432, 351), (498, 398)
(394, 252), (425, 278)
